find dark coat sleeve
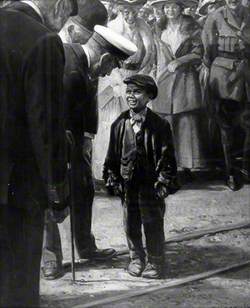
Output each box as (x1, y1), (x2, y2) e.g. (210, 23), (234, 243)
(156, 119), (179, 194)
(63, 67), (85, 136)
(103, 120), (121, 183)
(23, 33), (67, 187)
(83, 79), (98, 135)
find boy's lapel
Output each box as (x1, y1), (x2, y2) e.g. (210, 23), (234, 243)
(143, 109), (156, 157)
(144, 108), (156, 131)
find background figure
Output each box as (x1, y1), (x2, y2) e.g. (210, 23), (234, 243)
(197, 0), (224, 26)
(42, 0), (118, 280)
(184, 0), (199, 20)
(104, 0), (119, 22)
(151, 0), (209, 176)
(93, 0), (156, 179)
(197, 0), (225, 168)
(138, 3), (156, 27)
(151, 4), (167, 36)
(201, 0), (250, 190)
(153, 3), (166, 23)
(0, 0), (76, 306)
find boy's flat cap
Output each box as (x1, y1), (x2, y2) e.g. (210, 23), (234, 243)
(124, 74), (158, 99)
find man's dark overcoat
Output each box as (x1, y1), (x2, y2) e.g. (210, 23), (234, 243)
(63, 43), (98, 138)
(43, 43), (98, 261)
(64, 43), (98, 254)
(0, 2), (67, 205)
(0, 2), (67, 306)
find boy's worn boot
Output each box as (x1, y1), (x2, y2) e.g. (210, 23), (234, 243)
(127, 258), (145, 277)
(142, 256), (165, 279)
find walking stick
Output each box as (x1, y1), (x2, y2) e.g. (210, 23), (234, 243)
(66, 130), (76, 283)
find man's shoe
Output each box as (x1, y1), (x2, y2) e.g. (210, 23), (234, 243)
(127, 258), (145, 277)
(142, 262), (163, 279)
(42, 261), (64, 280)
(80, 248), (117, 261)
(226, 174), (243, 191)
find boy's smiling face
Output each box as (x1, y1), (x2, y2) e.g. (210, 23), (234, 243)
(125, 83), (151, 113)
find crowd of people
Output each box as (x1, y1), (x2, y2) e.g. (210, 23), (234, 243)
(93, 0), (250, 192)
(0, 0), (250, 307)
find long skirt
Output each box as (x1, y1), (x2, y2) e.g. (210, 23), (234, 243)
(165, 110), (209, 170)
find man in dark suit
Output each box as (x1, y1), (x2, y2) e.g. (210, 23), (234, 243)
(42, 0), (115, 280)
(0, 0), (77, 307)
(42, 0), (138, 279)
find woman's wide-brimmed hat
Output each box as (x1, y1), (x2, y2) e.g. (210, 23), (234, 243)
(197, 0), (222, 15)
(115, 0), (147, 6)
(150, 0), (197, 8)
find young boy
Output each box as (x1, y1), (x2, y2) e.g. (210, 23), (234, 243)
(103, 74), (178, 279)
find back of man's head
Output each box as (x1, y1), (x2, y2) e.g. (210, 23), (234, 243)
(77, 0), (108, 31)
(60, 0), (108, 44)
(33, 0), (78, 32)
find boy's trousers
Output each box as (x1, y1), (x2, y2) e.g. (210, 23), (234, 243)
(122, 177), (165, 263)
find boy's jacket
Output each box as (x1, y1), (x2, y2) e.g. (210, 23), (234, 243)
(103, 108), (178, 193)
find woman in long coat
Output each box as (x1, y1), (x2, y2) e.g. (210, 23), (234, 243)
(152, 0), (209, 171)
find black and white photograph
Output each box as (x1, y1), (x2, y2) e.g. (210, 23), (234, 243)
(0, 0), (250, 307)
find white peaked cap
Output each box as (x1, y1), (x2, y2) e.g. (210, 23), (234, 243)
(92, 25), (138, 59)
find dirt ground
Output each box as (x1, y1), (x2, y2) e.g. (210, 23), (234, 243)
(40, 178), (250, 308)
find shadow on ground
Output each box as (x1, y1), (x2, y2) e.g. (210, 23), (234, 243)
(41, 238), (250, 308)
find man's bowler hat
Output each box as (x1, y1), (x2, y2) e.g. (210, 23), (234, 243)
(71, 0), (108, 32)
